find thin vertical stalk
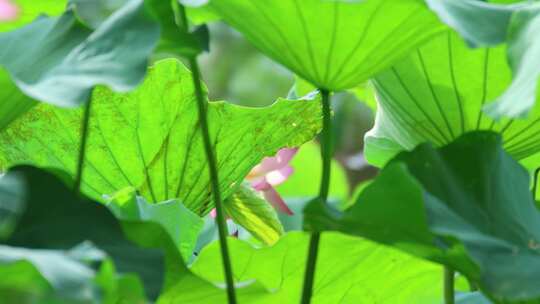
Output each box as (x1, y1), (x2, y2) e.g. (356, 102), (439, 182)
(444, 266), (455, 304)
(533, 167), (540, 200)
(188, 56), (237, 304)
(318, 90), (332, 201)
(301, 89), (332, 304)
(176, 5), (236, 302)
(73, 99), (93, 193)
(301, 232), (321, 303)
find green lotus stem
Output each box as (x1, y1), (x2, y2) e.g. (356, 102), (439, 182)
(301, 89), (332, 304)
(175, 1), (236, 304)
(318, 90), (332, 200)
(177, 5), (237, 302)
(73, 98), (93, 193)
(533, 167), (540, 200)
(188, 55), (237, 304)
(444, 266), (455, 304)
(178, 4), (236, 301)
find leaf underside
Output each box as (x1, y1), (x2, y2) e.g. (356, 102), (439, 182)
(210, 0), (446, 90)
(366, 31), (540, 168)
(0, 59), (322, 216)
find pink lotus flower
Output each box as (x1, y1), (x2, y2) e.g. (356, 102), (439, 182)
(246, 147), (297, 215)
(0, 0), (18, 21)
(210, 147), (297, 218)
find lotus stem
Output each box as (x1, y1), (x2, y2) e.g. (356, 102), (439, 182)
(533, 167), (540, 200)
(444, 266), (455, 304)
(301, 89), (332, 303)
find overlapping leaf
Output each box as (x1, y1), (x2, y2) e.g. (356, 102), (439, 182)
(0, 165), (248, 303)
(427, 0), (540, 118)
(94, 260), (147, 304)
(0, 0), (159, 108)
(0, 0), (212, 130)
(68, 0), (214, 57)
(107, 187), (204, 262)
(366, 31), (540, 167)
(0, 165), (286, 303)
(0, 241), (147, 304)
(144, 0), (210, 57)
(0, 166), (164, 300)
(223, 184), (284, 245)
(0, 59), (322, 216)
(0, 0), (66, 130)
(0, 244), (104, 303)
(306, 132), (540, 302)
(0, 75), (35, 131)
(426, 0), (531, 47)
(208, 0), (446, 90)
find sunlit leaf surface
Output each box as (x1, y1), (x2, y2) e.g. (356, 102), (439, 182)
(0, 59), (321, 216)
(209, 0), (446, 90)
(366, 32), (540, 167)
(186, 232), (442, 303)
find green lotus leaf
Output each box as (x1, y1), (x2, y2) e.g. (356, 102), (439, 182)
(184, 231), (442, 303)
(144, 0), (210, 57)
(0, 0), (213, 131)
(1, 166), (164, 299)
(0, 73), (35, 132)
(208, 0), (446, 90)
(0, 166), (257, 303)
(0, 59), (321, 216)
(366, 31), (540, 168)
(0, 244), (102, 303)
(426, 0), (540, 119)
(0, 165), (245, 303)
(426, 0), (530, 47)
(0, 0), (159, 108)
(0, 241), (146, 304)
(0, 0), (66, 131)
(306, 131), (540, 303)
(107, 187), (204, 263)
(94, 259), (147, 304)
